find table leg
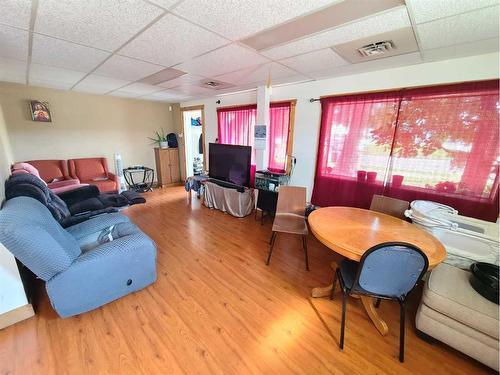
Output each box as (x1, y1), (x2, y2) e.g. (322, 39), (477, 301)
(311, 261), (337, 298)
(311, 261), (389, 336)
(361, 297), (389, 336)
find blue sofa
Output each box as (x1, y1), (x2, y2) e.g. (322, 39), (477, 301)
(0, 196), (157, 318)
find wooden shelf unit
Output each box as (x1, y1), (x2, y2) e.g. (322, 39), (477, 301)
(154, 147), (180, 187)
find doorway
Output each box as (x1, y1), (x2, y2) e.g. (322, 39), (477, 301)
(181, 106), (205, 178)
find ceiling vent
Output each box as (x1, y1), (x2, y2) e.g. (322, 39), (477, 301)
(199, 79), (234, 90)
(357, 40), (394, 57)
(204, 80), (221, 88)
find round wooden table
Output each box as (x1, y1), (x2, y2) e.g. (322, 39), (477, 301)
(309, 207), (446, 336)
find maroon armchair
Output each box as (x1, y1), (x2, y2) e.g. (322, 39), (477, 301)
(68, 158), (119, 193)
(12, 160), (84, 194)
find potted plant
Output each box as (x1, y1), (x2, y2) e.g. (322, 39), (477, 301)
(148, 129), (169, 148)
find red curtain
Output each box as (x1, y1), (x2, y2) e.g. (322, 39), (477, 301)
(311, 80), (500, 221)
(311, 91), (401, 209)
(217, 105), (257, 185)
(268, 102), (291, 173)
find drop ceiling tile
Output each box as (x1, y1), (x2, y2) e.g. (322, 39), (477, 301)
(216, 62), (303, 85)
(146, 0), (179, 10)
(108, 90), (140, 98)
(175, 44), (269, 77)
(72, 74), (130, 94)
(142, 90), (191, 102)
(280, 49), (347, 74)
(310, 52), (422, 79)
(417, 6), (499, 50)
(172, 0), (340, 40)
(407, 0), (498, 24)
(94, 55), (165, 81)
(29, 64), (87, 90)
(32, 34), (110, 72)
(0, 0), (31, 29)
(170, 84), (213, 95)
(158, 73), (204, 89)
(0, 25), (29, 61)
(116, 82), (163, 95)
(262, 7), (411, 60)
(35, 0), (163, 51)
(423, 38), (500, 61)
(119, 14), (228, 67)
(0, 57), (26, 84)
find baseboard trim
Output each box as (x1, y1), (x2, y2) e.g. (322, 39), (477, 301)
(0, 304), (35, 330)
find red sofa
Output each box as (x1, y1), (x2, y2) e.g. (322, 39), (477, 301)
(68, 158), (118, 193)
(12, 160), (84, 194)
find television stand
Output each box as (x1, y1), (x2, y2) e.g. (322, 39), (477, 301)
(203, 180), (253, 217)
(207, 178), (245, 193)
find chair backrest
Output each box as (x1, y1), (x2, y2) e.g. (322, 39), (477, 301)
(25, 160), (69, 183)
(276, 186), (306, 216)
(68, 158), (108, 181)
(5, 173), (71, 222)
(370, 195), (409, 220)
(0, 197), (81, 281)
(354, 242), (429, 299)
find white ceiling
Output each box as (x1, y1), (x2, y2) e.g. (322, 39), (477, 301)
(0, 0), (498, 103)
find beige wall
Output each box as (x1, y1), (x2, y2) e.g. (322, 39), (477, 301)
(0, 82), (177, 175)
(0, 103), (14, 202)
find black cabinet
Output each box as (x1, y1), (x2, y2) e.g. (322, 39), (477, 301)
(256, 189), (278, 224)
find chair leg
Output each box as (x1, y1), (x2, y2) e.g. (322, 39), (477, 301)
(399, 300), (406, 363)
(375, 298), (381, 308)
(302, 235), (309, 271)
(269, 231), (275, 245)
(340, 292), (348, 350)
(266, 232), (277, 265)
(330, 270), (338, 300)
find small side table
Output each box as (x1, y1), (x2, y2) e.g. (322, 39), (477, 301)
(123, 166), (154, 192)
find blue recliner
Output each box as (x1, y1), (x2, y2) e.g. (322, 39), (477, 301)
(0, 196), (157, 318)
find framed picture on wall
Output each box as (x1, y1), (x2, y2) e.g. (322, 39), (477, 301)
(30, 100), (52, 122)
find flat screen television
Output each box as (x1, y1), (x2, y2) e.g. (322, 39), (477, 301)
(209, 143), (252, 187)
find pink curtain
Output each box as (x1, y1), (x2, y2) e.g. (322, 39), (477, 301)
(311, 91), (401, 209)
(311, 80), (500, 221)
(217, 105), (257, 185)
(268, 102), (291, 173)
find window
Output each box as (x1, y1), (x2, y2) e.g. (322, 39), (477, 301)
(217, 105), (257, 151)
(216, 102), (295, 173)
(269, 101), (294, 173)
(311, 80), (500, 221)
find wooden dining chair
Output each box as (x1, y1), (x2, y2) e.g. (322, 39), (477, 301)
(266, 186), (309, 270)
(370, 195), (409, 220)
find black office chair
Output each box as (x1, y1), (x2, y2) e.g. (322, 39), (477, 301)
(331, 242), (429, 362)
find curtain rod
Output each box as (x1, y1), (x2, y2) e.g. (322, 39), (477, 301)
(309, 98), (320, 102)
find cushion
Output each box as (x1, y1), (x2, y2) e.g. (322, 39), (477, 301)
(25, 160), (67, 183)
(0, 197), (81, 281)
(72, 159), (107, 181)
(82, 178), (117, 193)
(11, 162), (42, 180)
(423, 263), (499, 339)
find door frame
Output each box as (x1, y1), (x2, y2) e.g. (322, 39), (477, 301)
(180, 105), (206, 175)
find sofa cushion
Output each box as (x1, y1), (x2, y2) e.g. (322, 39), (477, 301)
(70, 158), (107, 181)
(423, 263), (499, 339)
(83, 178), (117, 193)
(25, 160), (68, 183)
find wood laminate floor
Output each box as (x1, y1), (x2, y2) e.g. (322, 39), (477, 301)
(0, 187), (494, 374)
